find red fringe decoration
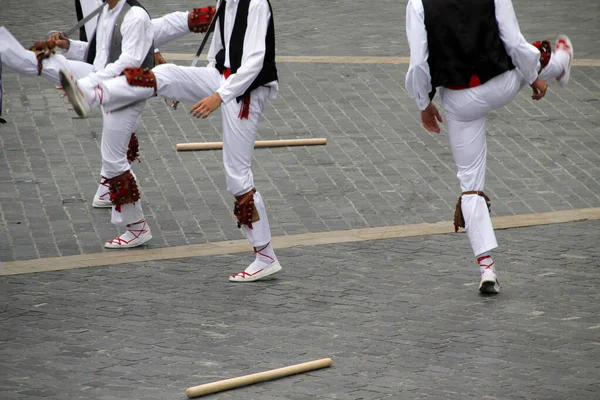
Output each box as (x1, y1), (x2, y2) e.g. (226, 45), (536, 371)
(107, 170), (140, 213)
(532, 40), (552, 72)
(29, 40), (56, 76)
(127, 133), (140, 164)
(121, 68), (157, 93)
(233, 188), (259, 229)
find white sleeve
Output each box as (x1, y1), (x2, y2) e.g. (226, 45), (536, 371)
(63, 39), (89, 62)
(151, 11), (190, 47)
(216, 0), (269, 104)
(80, 7), (153, 86)
(495, 0), (539, 84)
(404, 0), (433, 111)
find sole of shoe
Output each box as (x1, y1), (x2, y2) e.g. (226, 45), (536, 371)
(104, 233), (152, 249)
(92, 200), (112, 208)
(229, 261), (282, 282)
(59, 69), (88, 118)
(479, 280), (500, 294)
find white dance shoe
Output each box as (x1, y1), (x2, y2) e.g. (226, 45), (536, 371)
(59, 69), (90, 118)
(104, 219), (152, 249)
(229, 260), (282, 282)
(92, 191), (112, 208)
(479, 268), (500, 294)
(556, 35), (573, 87)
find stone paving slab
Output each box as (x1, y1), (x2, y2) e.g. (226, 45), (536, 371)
(1, 220), (599, 399)
(1, 64), (598, 261)
(1, 0), (599, 262)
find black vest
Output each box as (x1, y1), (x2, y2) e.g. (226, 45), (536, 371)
(75, 0), (87, 41)
(422, 0), (514, 90)
(215, 0), (278, 102)
(85, 0), (154, 69)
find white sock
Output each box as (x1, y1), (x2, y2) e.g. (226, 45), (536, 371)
(477, 252), (495, 274)
(244, 242), (276, 274)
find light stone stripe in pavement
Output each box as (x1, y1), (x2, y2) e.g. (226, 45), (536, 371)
(1, 0), (599, 263)
(1, 220), (599, 399)
(0, 1), (599, 399)
(1, 207), (599, 276)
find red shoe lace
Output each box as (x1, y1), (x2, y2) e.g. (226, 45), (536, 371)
(106, 220), (148, 246)
(231, 268), (264, 279)
(253, 242), (274, 262)
(557, 38), (571, 52)
(477, 255), (495, 270)
(99, 176), (110, 199)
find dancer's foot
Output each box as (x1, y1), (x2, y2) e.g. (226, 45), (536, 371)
(92, 178), (112, 208)
(104, 219), (152, 249)
(229, 260), (282, 282)
(478, 255), (500, 294)
(59, 69), (91, 118)
(555, 35), (573, 87)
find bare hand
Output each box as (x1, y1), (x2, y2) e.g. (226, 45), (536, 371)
(420, 102), (443, 133)
(48, 32), (70, 50)
(190, 93), (222, 119)
(530, 77), (548, 101)
(154, 51), (166, 65)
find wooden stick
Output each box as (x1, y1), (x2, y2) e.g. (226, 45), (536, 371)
(185, 357), (333, 398)
(176, 138), (327, 151)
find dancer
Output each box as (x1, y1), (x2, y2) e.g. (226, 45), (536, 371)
(61, 0), (283, 281)
(405, 0), (573, 293)
(0, 1), (215, 248)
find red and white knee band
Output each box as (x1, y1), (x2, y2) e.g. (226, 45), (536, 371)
(107, 170), (140, 212)
(453, 190), (491, 232)
(127, 133), (140, 164)
(532, 40), (552, 73)
(121, 68), (157, 93)
(188, 7), (216, 33)
(233, 188), (260, 229)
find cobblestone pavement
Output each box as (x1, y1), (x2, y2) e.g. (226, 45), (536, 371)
(1, 221), (600, 400)
(0, 0), (599, 260)
(1, 0), (600, 399)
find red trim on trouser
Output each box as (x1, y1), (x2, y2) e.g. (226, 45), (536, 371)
(222, 68), (250, 119)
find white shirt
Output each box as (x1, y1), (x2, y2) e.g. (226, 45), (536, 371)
(207, 0), (278, 104)
(151, 11), (190, 48)
(65, 0), (153, 87)
(405, 0), (540, 111)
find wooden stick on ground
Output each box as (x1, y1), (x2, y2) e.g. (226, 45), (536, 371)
(185, 357), (333, 398)
(176, 138), (327, 151)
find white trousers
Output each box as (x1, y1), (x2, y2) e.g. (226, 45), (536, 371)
(101, 64), (274, 246)
(101, 102), (146, 226)
(0, 26), (145, 227)
(440, 54), (567, 255)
